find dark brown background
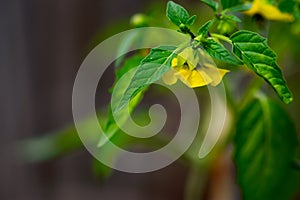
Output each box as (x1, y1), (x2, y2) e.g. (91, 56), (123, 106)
(0, 0), (192, 199)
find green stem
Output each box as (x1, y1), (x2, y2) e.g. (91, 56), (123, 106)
(210, 33), (232, 44)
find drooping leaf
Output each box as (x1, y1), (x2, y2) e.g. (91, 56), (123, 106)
(166, 1), (190, 26)
(200, 0), (219, 12)
(202, 38), (242, 65)
(234, 96), (300, 200)
(113, 46), (177, 113)
(230, 30), (293, 104)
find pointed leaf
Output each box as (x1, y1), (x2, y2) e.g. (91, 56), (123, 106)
(166, 1), (190, 26)
(186, 15), (197, 26)
(197, 20), (213, 36)
(230, 30), (293, 104)
(113, 46), (177, 113)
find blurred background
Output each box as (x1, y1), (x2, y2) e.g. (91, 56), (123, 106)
(1, 0), (300, 199)
(0, 0), (191, 199)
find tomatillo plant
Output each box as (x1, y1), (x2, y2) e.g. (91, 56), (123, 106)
(108, 1), (300, 199)
(20, 0), (300, 200)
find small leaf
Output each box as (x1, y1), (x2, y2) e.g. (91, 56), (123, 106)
(113, 46), (177, 113)
(197, 20), (213, 36)
(200, 0), (219, 12)
(234, 96), (300, 200)
(230, 30), (293, 104)
(202, 38), (243, 65)
(166, 1), (190, 26)
(186, 15), (197, 26)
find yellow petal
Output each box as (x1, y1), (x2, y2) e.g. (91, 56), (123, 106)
(244, 0), (294, 22)
(197, 48), (229, 86)
(206, 67), (229, 86)
(162, 69), (178, 85)
(171, 58), (178, 67)
(176, 67), (212, 88)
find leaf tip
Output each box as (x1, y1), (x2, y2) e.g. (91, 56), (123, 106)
(283, 96), (293, 104)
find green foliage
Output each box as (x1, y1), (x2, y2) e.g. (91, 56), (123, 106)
(200, 0), (219, 11)
(202, 38), (242, 65)
(280, 1), (295, 12)
(230, 30), (293, 104)
(98, 54), (146, 147)
(113, 46), (177, 113)
(197, 20), (213, 36)
(98, 91), (145, 147)
(234, 96), (299, 200)
(220, 0), (240, 10)
(21, 1), (300, 199)
(166, 1), (196, 27)
(225, 3), (252, 12)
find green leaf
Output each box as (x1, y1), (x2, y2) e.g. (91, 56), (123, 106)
(186, 15), (197, 26)
(225, 14), (241, 23)
(113, 46), (177, 113)
(197, 20), (213, 36)
(225, 3), (252, 12)
(234, 96), (300, 200)
(202, 38), (242, 65)
(221, 0), (239, 10)
(230, 30), (293, 104)
(166, 1), (190, 26)
(200, 0), (219, 12)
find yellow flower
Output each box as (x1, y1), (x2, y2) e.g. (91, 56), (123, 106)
(162, 47), (229, 88)
(244, 0), (294, 22)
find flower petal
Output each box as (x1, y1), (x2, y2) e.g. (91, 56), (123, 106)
(205, 67), (229, 86)
(197, 48), (229, 86)
(171, 58), (178, 67)
(176, 68), (212, 88)
(244, 0), (294, 22)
